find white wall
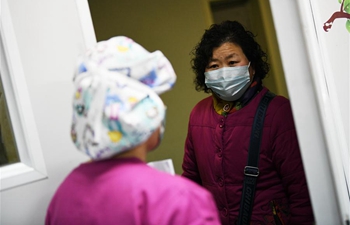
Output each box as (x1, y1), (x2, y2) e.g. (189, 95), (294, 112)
(311, 0), (349, 170)
(269, 0), (349, 224)
(1, 0), (95, 224)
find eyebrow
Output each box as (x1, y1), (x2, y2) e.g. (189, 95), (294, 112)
(209, 53), (239, 62)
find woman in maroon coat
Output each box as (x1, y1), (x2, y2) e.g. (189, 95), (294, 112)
(182, 20), (314, 225)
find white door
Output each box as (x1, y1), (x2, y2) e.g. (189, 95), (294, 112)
(0, 0), (96, 224)
(269, 0), (350, 224)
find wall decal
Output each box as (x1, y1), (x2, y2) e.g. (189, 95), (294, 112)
(323, 0), (350, 32)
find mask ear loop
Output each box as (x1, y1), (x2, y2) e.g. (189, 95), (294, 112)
(248, 62), (255, 80)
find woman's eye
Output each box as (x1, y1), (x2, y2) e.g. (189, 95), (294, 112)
(208, 64), (218, 69)
(229, 61), (237, 66)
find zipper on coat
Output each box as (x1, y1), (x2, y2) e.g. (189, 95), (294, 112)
(270, 200), (284, 225)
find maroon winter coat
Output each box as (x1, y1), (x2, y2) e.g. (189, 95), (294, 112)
(182, 87), (314, 225)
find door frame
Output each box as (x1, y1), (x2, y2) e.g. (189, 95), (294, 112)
(0, 0), (47, 191)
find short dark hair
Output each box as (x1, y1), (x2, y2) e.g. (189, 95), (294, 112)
(191, 20), (270, 93)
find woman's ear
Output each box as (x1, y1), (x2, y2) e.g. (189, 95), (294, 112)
(146, 127), (161, 152)
(249, 64), (255, 80)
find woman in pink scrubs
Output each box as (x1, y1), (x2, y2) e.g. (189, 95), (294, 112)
(45, 36), (220, 225)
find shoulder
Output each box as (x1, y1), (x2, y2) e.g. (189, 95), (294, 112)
(255, 88), (292, 118)
(269, 93), (291, 111)
(260, 89), (297, 135)
(190, 96), (212, 115)
(129, 166), (220, 222)
(144, 171), (220, 224)
(188, 96), (214, 126)
(139, 166), (214, 203)
(145, 166), (207, 194)
(257, 88), (290, 109)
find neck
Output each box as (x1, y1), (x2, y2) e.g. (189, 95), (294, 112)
(113, 145), (148, 162)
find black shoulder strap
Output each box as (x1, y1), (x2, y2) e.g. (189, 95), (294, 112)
(237, 91), (275, 225)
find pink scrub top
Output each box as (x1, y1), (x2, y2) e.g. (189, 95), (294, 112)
(46, 157), (220, 225)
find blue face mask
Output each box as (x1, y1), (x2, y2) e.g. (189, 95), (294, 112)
(204, 63), (251, 101)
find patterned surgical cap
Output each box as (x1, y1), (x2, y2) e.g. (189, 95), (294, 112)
(71, 36), (176, 160)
